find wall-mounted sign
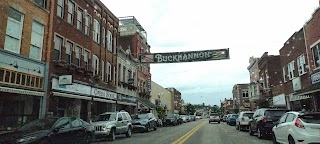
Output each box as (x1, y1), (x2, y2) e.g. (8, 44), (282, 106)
(139, 48), (229, 63)
(311, 71), (320, 84)
(52, 78), (91, 95)
(147, 77), (151, 92)
(59, 75), (73, 85)
(91, 87), (117, 100)
(117, 94), (136, 103)
(292, 77), (302, 91)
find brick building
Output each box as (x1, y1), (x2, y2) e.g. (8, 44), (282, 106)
(222, 98), (234, 114)
(0, 0), (50, 130)
(47, 0), (120, 121)
(232, 84), (250, 111)
(247, 57), (261, 110)
(166, 87), (182, 114)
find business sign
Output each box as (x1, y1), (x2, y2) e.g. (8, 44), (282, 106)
(91, 87), (117, 100)
(292, 77), (302, 91)
(59, 75), (73, 85)
(117, 94), (136, 103)
(52, 78), (91, 95)
(147, 77), (151, 92)
(311, 71), (320, 84)
(139, 48), (229, 63)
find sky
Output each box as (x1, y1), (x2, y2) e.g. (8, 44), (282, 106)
(103, 0), (319, 106)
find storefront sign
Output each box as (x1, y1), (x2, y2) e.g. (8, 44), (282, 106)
(292, 77), (302, 91)
(52, 78), (91, 95)
(59, 75), (73, 85)
(91, 87), (117, 100)
(117, 94), (136, 103)
(273, 94), (286, 106)
(139, 48), (230, 63)
(311, 71), (320, 84)
(289, 94), (311, 101)
(147, 77), (151, 92)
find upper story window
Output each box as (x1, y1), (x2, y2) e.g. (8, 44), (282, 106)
(92, 55), (99, 75)
(102, 27), (106, 47)
(5, 8), (24, 54)
(265, 70), (269, 88)
(312, 44), (320, 69)
(54, 35), (63, 61)
(297, 54), (306, 76)
(93, 19), (100, 43)
(287, 61), (295, 80)
(77, 8), (83, 30)
(57, 0), (64, 18)
(113, 38), (117, 54)
(107, 30), (113, 52)
(75, 46), (82, 66)
(84, 14), (91, 35)
(84, 50), (90, 69)
(282, 66), (287, 83)
(65, 41), (73, 64)
(107, 62), (112, 82)
(33, 0), (46, 8)
(29, 21), (44, 61)
(101, 60), (105, 81)
(242, 91), (249, 98)
(67, 1), (75, 24)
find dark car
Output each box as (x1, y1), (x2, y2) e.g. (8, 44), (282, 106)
(0, 117), (95, 144)
(175, 114), (183, 125)
(163, 114), (178, 126)
(227, 114), (238, 126)
(132, 113), (157, 132)
(249, 108), (288, 139)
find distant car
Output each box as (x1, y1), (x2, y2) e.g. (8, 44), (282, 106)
(163, 114), (178, 126)
(222, 115), (228, 122)
(209, 113), (220, 123)
(272, 111), (320, 144)
(227, 114), (239, 126)
(0, 117), (95, 144)
(196, 116), (202, 119)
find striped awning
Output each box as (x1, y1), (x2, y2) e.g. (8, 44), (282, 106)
(0, 86), (44, 96)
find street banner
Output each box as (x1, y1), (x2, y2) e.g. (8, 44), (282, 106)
(139, 48), (229, 63)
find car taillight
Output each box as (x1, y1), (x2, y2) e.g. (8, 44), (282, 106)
(262, 117), (267, 123)
(295, 118), (304, 129)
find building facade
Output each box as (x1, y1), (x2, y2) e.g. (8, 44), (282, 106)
(166, 87), (182, 114)
(150, 81), (172, 114)
(247, 57), (261, 110)
(222, 98), (234, 114)
(0, 0), (50, 130)
(48, 0), (119, 122)
(232, 84), (250, 111)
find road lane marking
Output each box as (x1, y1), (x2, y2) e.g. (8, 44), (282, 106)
(171, 121), (206, 144)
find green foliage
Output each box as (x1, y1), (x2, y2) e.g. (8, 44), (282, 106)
(156, 105), (165, 118)
(186, 103), (196, 114)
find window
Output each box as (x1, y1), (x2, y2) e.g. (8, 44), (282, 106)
(77, 8), (83, 30)
(242, 91), (248, 98)
(285, 114), (296, 123)
(92, 55), (99, 75)
(84, 14), (90, 35)
(29, 21), (44, 60)
(113, 38), (117, 53)
(4, 8), (24, 54)
(117, 113), (122, 121)
(122, 66), (126, 83)
(93, 19), (100, 43)
(282, 66), (287, 82)
(101, 60), (105, 81)
(287, 61), (295, 80)
(107, 30), (113, 52)
(84, 50), (90, 69)
(65, 41), (73, 64)
(67, 1), (75, 24)
(33, 0), (46, 8)
(279, 114), (288, 124)
(70, 118), (82, 127)
(102, 27), (105, 47)
(107, 62), (111, 82)
(297, 54), (306, 75)
(265, 70), (269, 88)
(75, 46), (82, 66)
(54, 36), (63, 60)
(312, 44), (320, 68)
(57, 0), (64, 18)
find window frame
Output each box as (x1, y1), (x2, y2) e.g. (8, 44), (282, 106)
(54, 35), (64, 61)
(83, 49), (90, 69)
(76, 7), (83, 31)
(4, 8), (24, 54)
(29, 21), (44, 61)
(297, 54), (306, 76)
(57, 0), (64, 18)
(84, 14), (91, 35)
(67, 0), (75, 24)
(93, 19), (100, 43)
(92, 55), (99, 75)
(107, 62), (112, 82)
(287, 61), (295, 80)
(282, 66), (287, 83)
(75, 46), (82, 67)
(65, 41), (73, 64)
(107, 30), (113, 52)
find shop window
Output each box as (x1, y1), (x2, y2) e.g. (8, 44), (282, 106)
(4, 71), (10, 83)
(26, 76), (31, 86)
(0, 69), (4, 82)
(16, 73), (21, 84)
(10, 72), (16, 83)
(21, 74), (26, 85)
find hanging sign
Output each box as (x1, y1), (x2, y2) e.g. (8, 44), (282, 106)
(139, 48), (229, 63)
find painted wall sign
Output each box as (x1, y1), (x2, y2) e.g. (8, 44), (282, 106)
(311, 71), (320, 84)
(139, 48), (229, 63)
(91, 87), (117, 100)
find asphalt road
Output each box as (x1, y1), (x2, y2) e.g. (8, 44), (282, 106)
(94, 119), (273, 144)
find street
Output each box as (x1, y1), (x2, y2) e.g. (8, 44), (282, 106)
(94, 119), (272, 144)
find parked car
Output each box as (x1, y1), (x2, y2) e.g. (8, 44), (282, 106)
(209, 113), (220, 123)
(163, 114), (178, 126)
(0, 117), (95, 144)
(222, 115), (227, 122)
(227, 114), (239, 126)
(196, 116), (202, 119)
(272, 111), (320, 144)
(226, 114), (232, 124)
(175, 114), (183, 125)
(248, 108), (287, 139)
(180, 115), (188, 123)
(132, 113), (157, 132)
(236, 111), (254, 131)
(92, 111), (132, 141)
(190, 115), (196, 121)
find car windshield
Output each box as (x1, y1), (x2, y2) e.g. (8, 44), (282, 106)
(18, 118), (58, 131)
(300, 113), (320, 124)
(243, 113), (254, 117)
(265, 110), (287, 119)
(97, 113), (117, 121)
(134, 114), (149, 119)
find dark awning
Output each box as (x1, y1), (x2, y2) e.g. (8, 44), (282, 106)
(138, 99), (156, 109)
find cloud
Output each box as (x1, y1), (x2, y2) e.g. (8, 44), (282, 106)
(104, 0), (319, 106)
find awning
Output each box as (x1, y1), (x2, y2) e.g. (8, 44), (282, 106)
(0, 86), (44, 96)
(118, 101), (136, 106)
(138, 99), (156, 109)
(52, 92), (116, 103)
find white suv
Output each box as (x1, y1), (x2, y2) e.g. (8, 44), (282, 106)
(209, 113), (220, 123)
(235, 111), (254, 131)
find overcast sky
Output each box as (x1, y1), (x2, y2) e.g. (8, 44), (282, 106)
(103, 0), (319, 106)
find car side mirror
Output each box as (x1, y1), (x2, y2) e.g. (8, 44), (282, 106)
(118, 117), (123, 121)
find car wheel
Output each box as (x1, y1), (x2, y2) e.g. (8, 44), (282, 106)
(249, 125), (254, 136)
(272, 133), (279, 144)
(257, 128), (264, 139)
(125, 127), (132, 137)
(108, 129), (116, 141)
(288, 136), (295, 144)
(147, 123), (151, 132)
(154, 125), (157, 131)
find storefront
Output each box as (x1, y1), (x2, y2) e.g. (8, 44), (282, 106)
(117, 94), (137, 115)
(91, 87), (117, 118)
(0, 49), (47, 130)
